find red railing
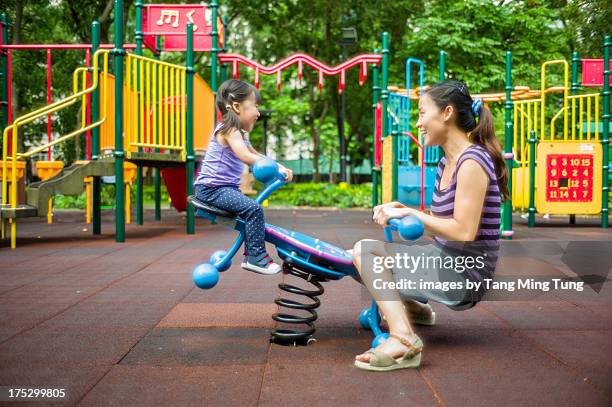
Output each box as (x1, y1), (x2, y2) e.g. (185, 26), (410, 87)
(218, 53), (382, 92)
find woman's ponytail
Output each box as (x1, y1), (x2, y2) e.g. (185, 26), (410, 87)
(471, 106), (510, 202)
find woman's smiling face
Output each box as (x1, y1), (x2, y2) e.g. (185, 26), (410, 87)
(416, 93), (448, 147)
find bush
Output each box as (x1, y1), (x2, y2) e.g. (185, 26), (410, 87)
(48, 182), (373, 210)
(260, 182), (372, 208)
(53, 184), (119, 209)
(52, 184), (170, 209)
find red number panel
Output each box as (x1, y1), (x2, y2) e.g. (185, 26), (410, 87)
(545, 154), (593, 202)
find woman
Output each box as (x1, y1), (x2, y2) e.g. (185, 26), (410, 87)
(352, 80), (509, 371)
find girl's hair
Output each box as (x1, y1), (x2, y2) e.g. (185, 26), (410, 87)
(424, 80), (510, 202)
(216, 79), (262, 135)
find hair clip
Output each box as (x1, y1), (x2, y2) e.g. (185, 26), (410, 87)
(471, 98), (483, 118)
(454, 82), (468, 95)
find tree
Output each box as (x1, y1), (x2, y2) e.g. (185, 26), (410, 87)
(220, 0), (425, 181)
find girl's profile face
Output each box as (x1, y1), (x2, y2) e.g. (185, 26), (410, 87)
(416, 93), (448, 147)
(232, 93), (260, 133)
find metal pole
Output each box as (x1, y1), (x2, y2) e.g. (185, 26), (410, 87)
(113, 0), (126, 242)
(154, 35), (162, 221)
(210, 0), (219, 124)
(220, 15), (228, 83)
(439, 50), (446, 81)
(0, 14), (7, 149)
(569, 51), (580, 225)
(339, 44), (347, 183)
(380, 32), (391, 200)
(262, 116), (268, 156)
(46, 48), (52, 160)
(1, 14), (7, 243)
(135, 0), (144, 225)
(503, 50), (514, 239)
(186, 23), (195, 234)
(85, 49), (92, 160)
(392, 121), (399, 201)
(371, 48), (380, 207)
(602, 35), (610, 228)
(91, 21), (102, 235)
(438, 50), (447, 161)
(528, 130), (536, 227)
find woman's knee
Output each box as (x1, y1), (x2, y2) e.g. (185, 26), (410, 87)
(352, 239), (379, 273)
(353, 239), (382, 255)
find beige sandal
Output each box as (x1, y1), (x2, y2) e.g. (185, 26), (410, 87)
(354, 334), (423, 371)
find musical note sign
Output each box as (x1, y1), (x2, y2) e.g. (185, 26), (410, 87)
(143, 4), (224, 52)
(143, 5), (209, 35)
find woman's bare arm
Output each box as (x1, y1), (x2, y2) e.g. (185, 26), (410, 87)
(375, 159), (489, 242)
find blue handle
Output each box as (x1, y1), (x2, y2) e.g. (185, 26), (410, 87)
(388, 218), (401, 228)
(384, 216), (424, 242)
(252, 158), (288, 203)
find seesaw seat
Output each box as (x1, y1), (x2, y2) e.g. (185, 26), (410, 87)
(187, 195), (236, 219)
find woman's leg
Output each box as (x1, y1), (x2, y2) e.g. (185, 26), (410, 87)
(347, 247), (432, 318)
(352, 239), (421, 363)
(403, 298), (434, 316)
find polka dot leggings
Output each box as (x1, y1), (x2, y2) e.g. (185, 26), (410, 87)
(195, 184), (267, 258)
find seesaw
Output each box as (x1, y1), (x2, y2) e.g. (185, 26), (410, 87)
(189, 158), (425, 347)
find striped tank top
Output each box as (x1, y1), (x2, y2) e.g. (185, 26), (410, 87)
(431, 144), (501, 292)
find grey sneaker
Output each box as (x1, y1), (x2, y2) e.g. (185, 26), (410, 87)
(241, 252), (281, 275)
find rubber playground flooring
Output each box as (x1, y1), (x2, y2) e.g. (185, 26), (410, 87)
(0, 209), (611, 406)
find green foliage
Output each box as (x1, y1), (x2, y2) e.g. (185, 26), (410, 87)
(53, 184), (118, 209)
(263, 182), (372, 208)
(53, 183), (170, 209)
(403, 0), (570, 91)
(1, 0), (609, 175)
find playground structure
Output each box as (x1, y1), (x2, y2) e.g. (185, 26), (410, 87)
(0, 1), (221, 248)
(375, 42), (611, 238)
(0, 0), (388, 249)
(190, 158), (430, 347)
(0, 0), (609, 251)
(378, 55), (445, 211)
(509, 56), (610, 228)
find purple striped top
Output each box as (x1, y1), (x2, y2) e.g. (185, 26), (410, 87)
(431, 144), (500, 282)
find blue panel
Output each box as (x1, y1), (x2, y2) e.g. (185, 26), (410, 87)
(398, 165), (438, 207)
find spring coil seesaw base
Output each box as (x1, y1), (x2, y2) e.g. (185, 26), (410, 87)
(270, 262), (327, 346)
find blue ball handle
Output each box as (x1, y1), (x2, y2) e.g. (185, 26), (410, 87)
(252, 158), (286, 183)
(386, 216), (424, 241)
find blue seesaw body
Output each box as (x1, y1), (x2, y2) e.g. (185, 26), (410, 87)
(190, 158), (424, 346)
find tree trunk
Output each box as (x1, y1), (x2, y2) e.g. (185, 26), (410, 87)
(96, 0), (134, 44)
(307, 77), (329, 183)
(328, 143), (334, 183)
(97, 0), (114, 43)
(308, 84), (321, 182)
